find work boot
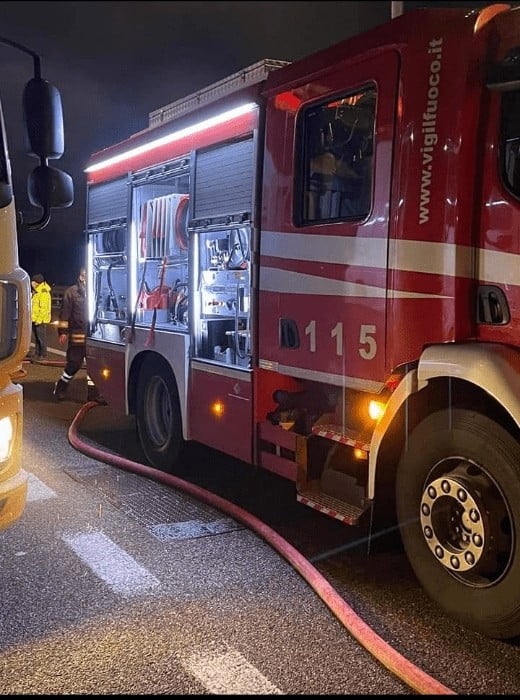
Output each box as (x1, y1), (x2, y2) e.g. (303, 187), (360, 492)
(87, 385), (106, 404)
(53, 379), (67, 401)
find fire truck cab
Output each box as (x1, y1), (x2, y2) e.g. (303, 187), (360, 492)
(85, 4), (520, 639)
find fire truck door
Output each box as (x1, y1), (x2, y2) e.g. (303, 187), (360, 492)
(259, 50), (399, 390)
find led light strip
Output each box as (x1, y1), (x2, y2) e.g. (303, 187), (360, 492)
(85, 102), (257, 173)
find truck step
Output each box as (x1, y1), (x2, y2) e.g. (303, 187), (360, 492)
(297, 489), (371, 525)
(311, 423), (371, 452)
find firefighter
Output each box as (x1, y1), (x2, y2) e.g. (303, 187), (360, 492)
(53, 267), (100, 402)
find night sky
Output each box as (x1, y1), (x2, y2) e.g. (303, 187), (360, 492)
(1, 1), (499, 285)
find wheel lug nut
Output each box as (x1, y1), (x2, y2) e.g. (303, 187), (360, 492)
(457, 489), (467, 502)
(428, 486), (437, 499)
(424, 526), (433, 539)
(441, 480), (451, 493)
(421, 503), (430, 516)
(465, 551), (475, 565)
(473, 534), (483, 547)
(450, 556), (460, 569)
(470, 509), (480, 523)
(435, 546), (444, 558)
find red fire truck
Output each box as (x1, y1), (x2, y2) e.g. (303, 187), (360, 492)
(85, 3), (520, 638)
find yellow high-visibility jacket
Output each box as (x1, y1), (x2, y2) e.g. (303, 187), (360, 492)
(31, 282), (52, 324)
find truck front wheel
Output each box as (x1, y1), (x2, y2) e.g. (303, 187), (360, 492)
(136, 357), (184, 471)
(396, 408), (520, 639)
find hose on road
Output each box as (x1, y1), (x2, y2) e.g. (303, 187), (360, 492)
(24, 358), (84, 368)
(68, 400), (456, 696)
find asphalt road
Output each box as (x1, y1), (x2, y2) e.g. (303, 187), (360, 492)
(1, 350), (519, 694)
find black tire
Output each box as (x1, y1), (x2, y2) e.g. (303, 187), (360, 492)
(396, 408), (520, 639)
(136, 356), (184, 471)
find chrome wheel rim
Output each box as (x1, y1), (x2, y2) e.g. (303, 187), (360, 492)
(420, 458), (513, 586)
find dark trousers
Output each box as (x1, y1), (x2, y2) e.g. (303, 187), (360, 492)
(55, 342), (100, 401)
(32, 323), (48, 357)
(63, 343), (85, 379)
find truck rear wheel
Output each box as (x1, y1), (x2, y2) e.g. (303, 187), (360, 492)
(136, 356), (184, 471)
(396, 408), (520, 639)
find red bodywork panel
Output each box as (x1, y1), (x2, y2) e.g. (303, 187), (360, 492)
(258, 7), (520, 387)
(259, 49), (400, 387)
(189, 364), (253, 464)
(87, 342), (126, 414)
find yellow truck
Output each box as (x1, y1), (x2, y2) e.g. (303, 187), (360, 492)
(0, 37), (73, 530)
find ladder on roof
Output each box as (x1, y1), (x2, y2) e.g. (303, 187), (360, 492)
(148, 59), (289, 128)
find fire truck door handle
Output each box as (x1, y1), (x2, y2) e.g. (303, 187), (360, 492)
(477, 285), (510, 325)
(280, 318), (300, 348)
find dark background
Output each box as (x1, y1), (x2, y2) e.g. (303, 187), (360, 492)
(0, 1), (504, 285)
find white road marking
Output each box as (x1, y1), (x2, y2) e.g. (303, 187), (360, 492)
(26, 473), (57, 502)
(62, 531), (160, 596)
(181, 646), (283, 695)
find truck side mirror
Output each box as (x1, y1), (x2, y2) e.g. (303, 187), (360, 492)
(22, 77), (64, 159)
(28, 164), (73, 209)
(0, 36), (75, 230)
(22, 77), (74, 229)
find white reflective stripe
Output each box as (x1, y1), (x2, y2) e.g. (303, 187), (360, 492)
(261, 231), (387, 268)
(389, 239), (474, 278)
(272, 362), (384, 392)
(262, 231), (469, 276)
(63, 531), (160, 596)
(262, 231), (520, 286)
(26, 473), (57, 502)
(387, 287), (450, 299)
(260, 267), (450, 299)
(478, 247), (520, 286)
(181, 647), (283, 695)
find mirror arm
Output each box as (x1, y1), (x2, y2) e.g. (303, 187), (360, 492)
(0, 37), (41, 78)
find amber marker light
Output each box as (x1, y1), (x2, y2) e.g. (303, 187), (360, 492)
(368, 400), (386, 422)
(353, 448), (368, 460)
(101, 368), (111, 380)
(211, 400), (225, 418)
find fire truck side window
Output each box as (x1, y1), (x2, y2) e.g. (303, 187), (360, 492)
(299, 87), (376, 225)
(501, 91), (520, 198)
